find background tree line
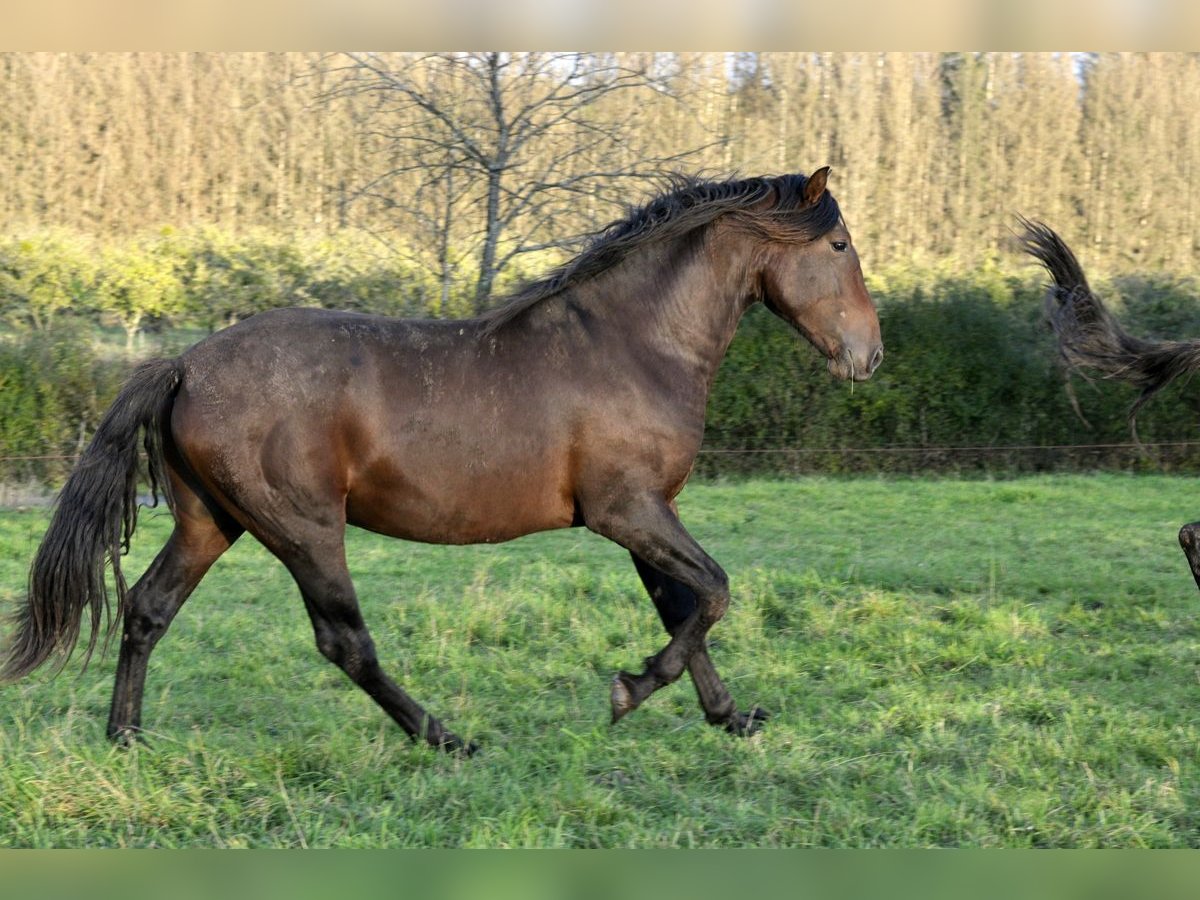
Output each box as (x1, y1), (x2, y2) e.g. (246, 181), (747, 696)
(3, 52), (1200, 486)
(3, 52), (1200, 277)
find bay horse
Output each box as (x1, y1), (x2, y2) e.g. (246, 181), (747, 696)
(3, 168), (883, 754)
(1021, 219), (1200, 591)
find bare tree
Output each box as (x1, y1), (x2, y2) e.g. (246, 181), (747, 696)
(326, 51), (709, 313)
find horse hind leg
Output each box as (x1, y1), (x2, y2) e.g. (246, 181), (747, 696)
(630, 553), (768, 736)
(272, 530), (475, 756)
(1178, 522), (1200, 591)
(107, 479), (243, 742)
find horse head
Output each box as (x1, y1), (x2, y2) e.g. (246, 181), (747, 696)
(757, 167), (884, 382)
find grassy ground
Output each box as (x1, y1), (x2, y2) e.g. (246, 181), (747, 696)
(1, 474), (1198, 847)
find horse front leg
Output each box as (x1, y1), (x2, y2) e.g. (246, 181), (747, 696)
(586, 496), (732, 726)
(283, 541), (476, 756)
(630, 552), (768, 736)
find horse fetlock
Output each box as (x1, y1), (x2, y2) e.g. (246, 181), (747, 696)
(702, 697), (738, 726)
(642, 650), (673, 678)
(610, 648), (691, 725)
(647, 643), (694, 686)
(610, 670), (655, 723)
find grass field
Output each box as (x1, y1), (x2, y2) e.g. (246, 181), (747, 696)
(1, 474), (1199, 848)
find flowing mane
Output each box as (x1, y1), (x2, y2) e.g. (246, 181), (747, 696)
(479, 172), (843, 332)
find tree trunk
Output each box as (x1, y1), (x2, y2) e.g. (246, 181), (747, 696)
(473, 168), (503, 313)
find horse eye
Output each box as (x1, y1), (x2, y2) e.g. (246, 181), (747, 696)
(831, 240), (848, 252)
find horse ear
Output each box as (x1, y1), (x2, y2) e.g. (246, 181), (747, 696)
(803, 166), (831, 205)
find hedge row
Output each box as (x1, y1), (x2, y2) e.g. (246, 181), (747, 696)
(0, 228), (551, 343)
(3, 266), (1200, 486)
(703, 269), (1200, 475)
(0, 325), (128, 485)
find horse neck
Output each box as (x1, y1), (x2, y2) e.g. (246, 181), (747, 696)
(574, 229), (758, 385)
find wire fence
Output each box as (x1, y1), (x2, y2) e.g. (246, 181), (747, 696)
(5, 439), (1200, 509)
(694, 438), (1200, 477)
(4, 441), (1200, 466)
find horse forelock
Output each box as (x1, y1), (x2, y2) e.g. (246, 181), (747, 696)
(739, 173), (842, 243)
(479, 172), (842, 333)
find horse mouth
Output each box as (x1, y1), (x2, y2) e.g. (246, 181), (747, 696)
(788, 322), (877, 383)
(827, 351), (868, 382)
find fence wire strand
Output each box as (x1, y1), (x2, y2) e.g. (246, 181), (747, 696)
(4, 440), (1200, 466)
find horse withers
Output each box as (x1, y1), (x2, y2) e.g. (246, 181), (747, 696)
(3, 168), (883, 754)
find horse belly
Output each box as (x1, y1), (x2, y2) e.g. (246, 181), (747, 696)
(345, 452), (575, 545)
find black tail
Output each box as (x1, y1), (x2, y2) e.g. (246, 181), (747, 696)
(1019, 217), (1200, 436)
(1, 357), (183, 681)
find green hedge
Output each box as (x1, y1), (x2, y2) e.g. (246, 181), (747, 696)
(0, 228), (548, 336)
(4, 250), (1200, 485)
(700, 271), (1200, 475)
(0, 326), (127, 484)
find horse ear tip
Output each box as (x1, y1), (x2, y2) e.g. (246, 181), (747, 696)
(802, 166), (831, 202)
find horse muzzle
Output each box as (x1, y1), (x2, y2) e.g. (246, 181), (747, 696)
(827, 343), (884, 382)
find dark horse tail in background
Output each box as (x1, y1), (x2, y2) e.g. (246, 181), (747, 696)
(3, 168), (884, 754)
(1020, 218), (1200, 591)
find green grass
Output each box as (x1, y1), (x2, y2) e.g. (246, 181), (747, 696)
(1, 474), (1199, 847)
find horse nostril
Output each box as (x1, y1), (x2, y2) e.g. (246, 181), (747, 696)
(869, 346), (885, 373)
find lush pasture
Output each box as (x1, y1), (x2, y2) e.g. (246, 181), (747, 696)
(1, 475), (1198, 847)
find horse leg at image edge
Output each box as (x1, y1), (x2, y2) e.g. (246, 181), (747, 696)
(1178, 522), (1200, 591)
(631, 553), (769, 735)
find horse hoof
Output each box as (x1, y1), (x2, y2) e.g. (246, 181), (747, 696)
(724, 706), (770, 737)
(458, 740), (480, 758)
(610, 672), (637, 724)
(436, 733), (479, 757)
(107, 725), (145, 748)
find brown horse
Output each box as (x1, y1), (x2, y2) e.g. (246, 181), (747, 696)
(3, 168), (883, 754)
(1021, 218), (1200, 591)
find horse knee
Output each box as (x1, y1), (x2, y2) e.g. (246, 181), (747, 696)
(313, 628), (340, 664)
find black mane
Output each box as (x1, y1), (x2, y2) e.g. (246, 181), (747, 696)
(480, 172), (842, 332)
